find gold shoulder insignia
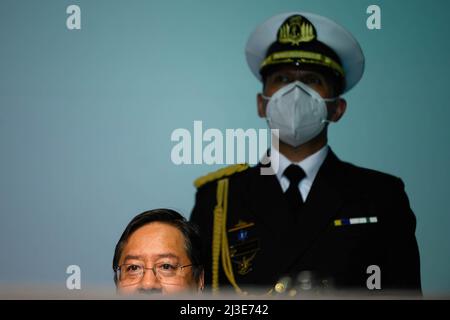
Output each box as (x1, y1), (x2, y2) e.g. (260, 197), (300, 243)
(194, 164), (250, 188)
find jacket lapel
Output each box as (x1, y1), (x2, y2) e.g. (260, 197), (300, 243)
(281, 150), (346, 272)
(240, 150), (347, 280)
(247, 165), (297, 231)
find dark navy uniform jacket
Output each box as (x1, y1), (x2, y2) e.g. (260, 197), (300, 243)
(190, 150), (421, 294)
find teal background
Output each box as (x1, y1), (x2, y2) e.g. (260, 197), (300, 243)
(1, 0), (449, 295)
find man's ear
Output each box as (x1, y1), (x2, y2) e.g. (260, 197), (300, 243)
(328, 98), (347, 122)
(257, 93), (267, 118)
(197, 270), (205, 292)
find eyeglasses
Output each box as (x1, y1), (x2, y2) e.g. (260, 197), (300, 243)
(114, 263), (193, 286)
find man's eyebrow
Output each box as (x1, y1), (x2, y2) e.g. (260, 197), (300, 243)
(122, 254), (144, 261)
(155, 253), (180, 260)
(122, 253), (181, 261)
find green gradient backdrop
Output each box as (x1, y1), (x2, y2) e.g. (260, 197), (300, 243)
(1, 0), (449, 295)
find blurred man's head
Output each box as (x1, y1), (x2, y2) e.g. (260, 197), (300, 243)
(113, 209), (204, 295)
(246, 12), (364, 154)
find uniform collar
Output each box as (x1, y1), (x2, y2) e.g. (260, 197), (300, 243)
(271, 144), (329, 184)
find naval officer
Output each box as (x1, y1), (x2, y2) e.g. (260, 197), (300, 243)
(190, 12), (421, 296)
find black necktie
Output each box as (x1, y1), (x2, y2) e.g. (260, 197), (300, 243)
(283, 164), (306, 211)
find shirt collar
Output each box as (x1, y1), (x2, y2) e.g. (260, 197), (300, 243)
(271, 144), (329, 182)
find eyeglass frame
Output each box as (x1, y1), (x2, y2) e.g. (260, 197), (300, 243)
(113, 263), (194, 285)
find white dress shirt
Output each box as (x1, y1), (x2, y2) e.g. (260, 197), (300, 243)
(270, 145), (329, 201)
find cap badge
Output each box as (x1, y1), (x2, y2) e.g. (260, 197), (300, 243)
(278, 15), (316, 46)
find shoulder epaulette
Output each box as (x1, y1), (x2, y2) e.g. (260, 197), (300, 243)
(194, 164), (250, 188)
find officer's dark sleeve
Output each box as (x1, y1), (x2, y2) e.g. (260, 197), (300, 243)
(190, 183), (216, 285)
(383, 177), (421, 294)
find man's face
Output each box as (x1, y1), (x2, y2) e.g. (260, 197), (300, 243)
(116, 222), (201, 295)
(257, 64), (346, 122)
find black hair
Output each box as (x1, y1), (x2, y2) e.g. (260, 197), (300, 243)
(112, 208), (203, 285)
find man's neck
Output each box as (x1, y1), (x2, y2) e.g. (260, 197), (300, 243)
(276, 133), (328, 163)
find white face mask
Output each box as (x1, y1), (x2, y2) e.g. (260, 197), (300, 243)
(263, 81), (336, 148)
